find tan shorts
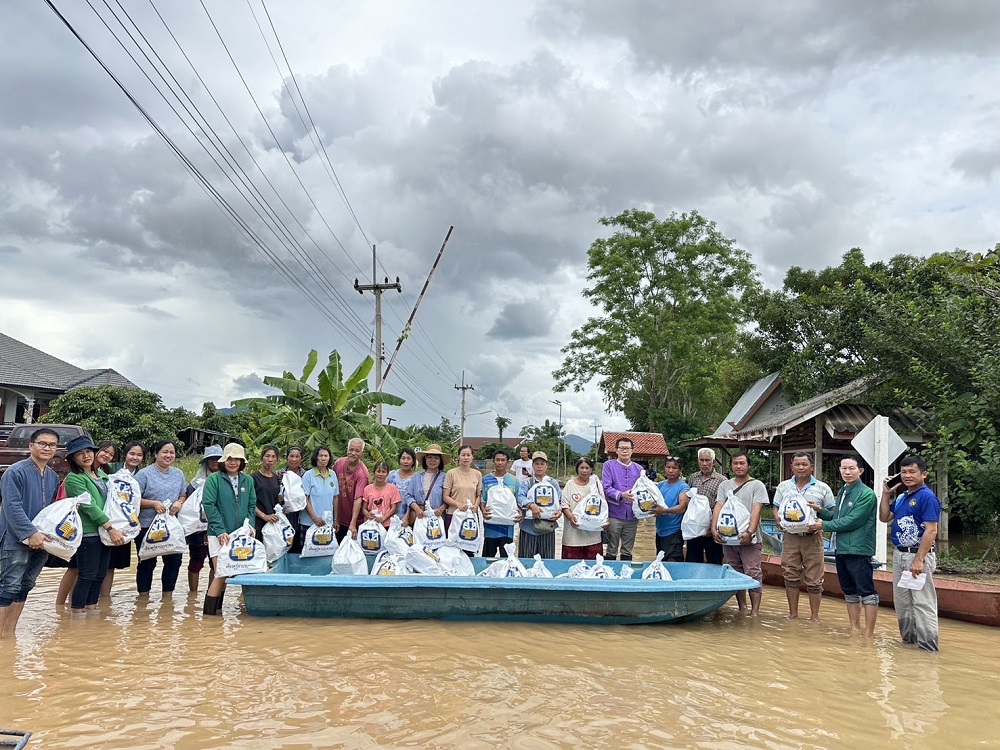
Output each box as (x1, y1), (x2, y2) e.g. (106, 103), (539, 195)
(722, 543), (762, 582)
(780, 532), (825, 593)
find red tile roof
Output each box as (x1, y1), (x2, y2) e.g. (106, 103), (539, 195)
(600, 431), (670, 458)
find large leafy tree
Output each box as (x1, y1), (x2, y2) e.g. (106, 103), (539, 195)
(404, 416), (461, 447)
(41, 386), (195, 449)
(234, 349), (405, 462)
(554, 209), (760, 433)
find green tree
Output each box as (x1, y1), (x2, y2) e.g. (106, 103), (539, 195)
(404, 416), (461, 447)
(495, 414), (511, 444)
(554, 209), (759, 430)
(519, 421), (578, 474)
(233, 349), (405, 462)
(41, 386), (193, 449)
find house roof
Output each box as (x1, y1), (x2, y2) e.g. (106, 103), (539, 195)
(600, 431), (670, 458)
(0, 332), (138, 393)
(456, 436), (526, 452)
(711, 371), (783, 435)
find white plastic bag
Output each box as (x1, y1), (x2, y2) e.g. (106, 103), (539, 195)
(641, 550), (673, 581)
(557, 560), (591, 579)
(448, 502), (483, 554)
(138, 511), (187, 560)
(331, 535), (368, 575)
(414, 509), (448, 549)
(262, 505), (295, 564)
(436, 543), (476, 576)
(279, 470), (307, 513)
(717, 492), (751, 545)
(404, 544), (444, 575)
(527, 554), (553, 578)
(525, 481), (561, 520)
(177, 484), (209, 536)
(371, 549), (407, 576)
(630, 475), (667, 520)
(575, 490), (608, 532)
(479, 542), (527, 578)
(485, 484), (518, 524)
(357, 518), (387, 555)
(100, 469), (142, 545)
(681, 492), (713, 540)
(582, 554), (618, 579)
(301, 512), (339, 557)
(383, 516), (418, 557)
(215, 520), (267, 576)
(777, 491), (816, 534)
(29, 493), (91, 561)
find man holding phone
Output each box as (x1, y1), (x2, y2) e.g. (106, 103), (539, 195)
(879, 455), (941, 651)
(510, 444), (533, 485)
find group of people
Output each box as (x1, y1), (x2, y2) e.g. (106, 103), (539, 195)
(0, 429), (943, 651)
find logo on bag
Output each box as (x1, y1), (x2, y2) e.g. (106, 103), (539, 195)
(229, 535), (255, 561)
(56, 511), (79, 541)
(718, 513), (738, 538)
(114, 481), (137, 505)
(147, 517), (170, 543)
(646, 568), (664, 580)
(281, 525), (295, 546)
(360, 527), (381, 551)
(422, 546), (441, 563)
(533, 485), (555, 507)
(783, 500), (805, 523)
(199, 506), (208, 523)
(376, 561), (400, 575)
(459, 517), (479, 541)
(313, 528), (333, 546)
(635, 490), (657, 512)
(120, 500), (139, 526)
(426, 518), (444, 540)
(583, 496), (602, 516)
(399, 527), (415, 546)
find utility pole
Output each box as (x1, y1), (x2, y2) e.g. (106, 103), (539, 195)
(592, 421), (603, 463)
(354, 245), (401, 425)
(550, 399), (563, 477)
(385, 417), (395, 427)
(455, 370), (475, 445)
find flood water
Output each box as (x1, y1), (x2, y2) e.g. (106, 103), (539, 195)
(3, 527), (1000, 749)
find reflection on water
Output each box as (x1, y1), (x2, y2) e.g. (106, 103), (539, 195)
(2, 526), (999, 749)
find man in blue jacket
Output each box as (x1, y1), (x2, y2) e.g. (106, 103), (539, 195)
(0, 427), (61, 639)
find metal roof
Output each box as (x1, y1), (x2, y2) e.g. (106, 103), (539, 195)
(0, 332), (137, 393)
(709, 372), (784, 436)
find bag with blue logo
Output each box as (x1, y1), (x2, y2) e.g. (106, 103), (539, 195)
(526, 481), (562, 521)
(777, 490), (816, 534)
(29, 493), (91, 561)
(331, 535), (369, 575)
(581, 554), (618, 579)
(630, 475), (667, 520)
(447, 502), (483, 554)
(716, 492), (750, 545)
(100, 468), (142, 545)
(414, 508), (448, 550)
(262, 505), (296, 564)
(479, 542), (527, 578)
(404, 544), (445, 575)
(177, 482), (209, 536)
(215, 520), (268, 576)
(641, 550), (673, 581)
(301, 511), (338, 558)
(357, 518), (386, 555)
(384, 516), (417, 557)
(371, 549), (407, 576)
(575, 488), (608, 532)
(138, 510), (188, 560)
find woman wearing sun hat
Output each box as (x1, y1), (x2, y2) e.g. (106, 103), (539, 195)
(403, 444), (451, 525)
(200, 443), (256, 616)
(184, 444), (223, 594)
(62, 435), (125, 617)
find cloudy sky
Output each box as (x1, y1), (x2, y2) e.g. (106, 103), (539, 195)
(3, 1), (999, 440)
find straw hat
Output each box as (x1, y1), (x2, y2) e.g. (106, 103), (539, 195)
(416, 443), (452, 464)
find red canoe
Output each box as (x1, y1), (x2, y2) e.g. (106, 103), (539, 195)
(760, 555), (1000, 627)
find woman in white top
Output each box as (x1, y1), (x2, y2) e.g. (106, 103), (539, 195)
(560, 458), (607, 559)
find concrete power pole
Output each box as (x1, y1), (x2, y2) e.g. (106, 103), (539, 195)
(455, 370), (475, 445)
(592, 421), (603, 463)
(354, 245), (401, 425)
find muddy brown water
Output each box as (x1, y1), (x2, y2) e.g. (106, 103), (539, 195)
(2, 525), (999, 749)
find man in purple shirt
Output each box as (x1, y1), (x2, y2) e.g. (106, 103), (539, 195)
(601, 437), (644, 560)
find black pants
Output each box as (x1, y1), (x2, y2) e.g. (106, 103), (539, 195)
(72, 536), (110, 609)
(482, 536), (514, 558)
(685, 534), (723, 565)
(135, 527), (183, 593)
(655, 531), (685, 562)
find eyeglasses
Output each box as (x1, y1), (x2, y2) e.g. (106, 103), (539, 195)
(33, 441), (58, 449)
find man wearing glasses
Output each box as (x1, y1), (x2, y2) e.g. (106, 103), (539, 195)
(0, 427), (62, 639)
(601, 437), (644, 561)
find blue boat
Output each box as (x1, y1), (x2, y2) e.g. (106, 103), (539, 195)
(229, 555), (760, 625)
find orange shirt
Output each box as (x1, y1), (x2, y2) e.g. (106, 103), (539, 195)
(363, 482), (401, 527)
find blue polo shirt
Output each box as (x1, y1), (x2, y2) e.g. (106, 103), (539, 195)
(891, 484), (941, 548)
(655, 479), (689, 537)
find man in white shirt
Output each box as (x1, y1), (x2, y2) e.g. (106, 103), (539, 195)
(510, 444), (533, 485)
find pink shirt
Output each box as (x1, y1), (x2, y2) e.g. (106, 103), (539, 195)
(335, 457), (369, 527)
(363, 482), (401, 527)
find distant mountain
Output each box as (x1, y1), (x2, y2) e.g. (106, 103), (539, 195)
(565, 433), (595, 456)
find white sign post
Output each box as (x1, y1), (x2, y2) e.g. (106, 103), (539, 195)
(851, 415), (907, 565)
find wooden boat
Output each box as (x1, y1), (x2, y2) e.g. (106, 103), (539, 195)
(760, 555), (1000, 627)
(230, 555), (760, 624)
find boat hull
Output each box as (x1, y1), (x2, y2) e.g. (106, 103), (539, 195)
(230, 556), (760, 624)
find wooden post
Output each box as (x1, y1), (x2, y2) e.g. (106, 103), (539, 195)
(814, 414), (824, 481)
(937, 461), (950, 542)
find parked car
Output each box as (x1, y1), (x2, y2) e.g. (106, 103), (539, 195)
(0, 424), (13, 447)
(0, 424), (90, 479)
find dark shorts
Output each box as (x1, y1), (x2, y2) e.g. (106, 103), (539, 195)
(483, 536), (514, 558)
(655, 531), (684, 562)
(187, 532), (209, 574)
(561, 543), (604, 560)
(108, 542), (132, 570)
(836, 553), (878, 605)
